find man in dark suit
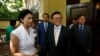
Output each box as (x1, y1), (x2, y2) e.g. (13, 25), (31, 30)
(37, 13), (53, 47)
(71, 14), (92, 56)
(39, 11), (71, 56)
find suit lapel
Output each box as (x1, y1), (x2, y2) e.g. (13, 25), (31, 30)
(76, 25), (80, 39)
(42, 23), (45, 33)
(76, 25), (86, 39)
(50, 25), (63, 47)
(82, 25), (86, 37)
(50, 26), (56, 47)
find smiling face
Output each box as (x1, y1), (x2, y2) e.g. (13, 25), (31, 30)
(21, 13), (33, 27)
(52, 14), (62, 26)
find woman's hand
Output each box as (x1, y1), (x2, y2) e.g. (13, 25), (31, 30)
(14, 53), (38, 56)
(14, 53), (26, 56)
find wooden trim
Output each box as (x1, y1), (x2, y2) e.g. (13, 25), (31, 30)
(67, 3), (92, 26)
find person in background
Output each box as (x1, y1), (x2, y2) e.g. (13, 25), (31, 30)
(71, 14), (92, 56)
(6, 20), (16, 42)
(37, 13), (53, 47)
(69, 18), (77, 29)
(31, 22), (37, 34)
(39, 11), (71, 56)
(10, 9), (38, 56)
(31, 22), (38, 49)
(32, 22), (36, 29)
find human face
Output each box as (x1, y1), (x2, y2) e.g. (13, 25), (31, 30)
(21, 13), (33, 27)
(43, 15), (49, 22)
(78, 16), (86, 25)
(52, 14), (62, 26)
(73, 19), (77, 24)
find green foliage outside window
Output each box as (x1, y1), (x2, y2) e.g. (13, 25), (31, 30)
(0, 0), (24, 20)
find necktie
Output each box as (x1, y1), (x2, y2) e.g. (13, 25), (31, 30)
(45, 23), (48, 32)
(54, 27), (59, 46)
(79, 25), (83, 42)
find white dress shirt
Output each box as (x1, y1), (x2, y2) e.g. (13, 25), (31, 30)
(54, 25), (61, 46)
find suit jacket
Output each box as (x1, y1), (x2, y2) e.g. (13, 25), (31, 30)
(37, 22), (53, 46)
(39, 25), (71, 56)
(71, 24), (92, 49)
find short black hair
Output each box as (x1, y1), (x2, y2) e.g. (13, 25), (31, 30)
(42, 13), (49, 18)
(10, 20), (16, 26)
(18, 9), (33, 23)
(77, 14), (86, 19)
(51, 11), (62, 19)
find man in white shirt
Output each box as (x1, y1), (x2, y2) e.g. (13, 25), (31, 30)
(69, 18), (77, 29)
(39, 11), (71, 56)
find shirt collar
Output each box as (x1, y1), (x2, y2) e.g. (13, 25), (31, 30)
(79, 24), (84, 30)
(44, 22), (48, 23)
(54, 25), (61, 29)
(79, 24), (84, 27)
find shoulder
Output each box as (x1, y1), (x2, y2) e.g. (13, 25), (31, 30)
(48, 22), (53, 25)
(71, 24), (78, 29)
(85, 25), (91, 28)
(11, 26), (21, 37)
(6, 26), (12, 30)
(47, 24), (54, 31)
(61, 26), (69, 31)
(69, 24), (74, 26)
(84, 25), (91, 30)
(69, 24), (73, 27)
(39, 22), (43, 25)
(6, 26), (11, 31)
(12, 27), (19, 33)
(73, 24), (78, 27)
(38, 22), (44, 27)
(61, 26), (71, 36)
(48, 22), (53, 24)
(61, 26), (67, 29)
(6, 26), (10, 29)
